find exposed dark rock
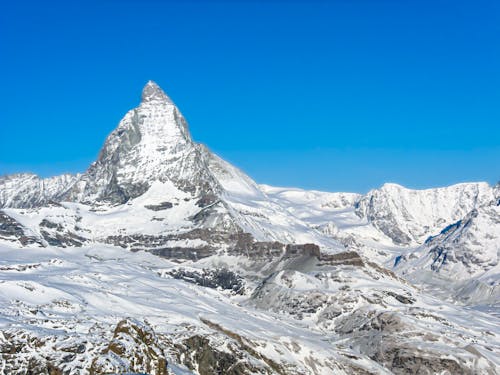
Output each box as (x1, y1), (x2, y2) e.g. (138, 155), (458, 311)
(26, 358), (63, 375)
(176, 334), (264, 375)
(319, 251), (364, 267)
(190, 204), (219, 224)
(90, 318), (167, 375)
(385, 291), (415, 305)
(231, 234), (285, 258)
(171, 318), (293, 375)
(166, 268), (245, 294)
(148, 246), (215, 261)
(58, 342), (87, 354)
(0, 210), (42, 246)
(144, 201), (173, 211)
(40, 230), (86, 248)
(196, 193), (219, 208)
(285, 243), (320, 258)
(0, 263), (41, 272)
(380, 348), (468, 375)
(39, 219), (63, 230)
(105, 230), (285, 260)
(0, 211), (24, 238)
(362, 312), (405, 333)
(0, 332), (64, 374)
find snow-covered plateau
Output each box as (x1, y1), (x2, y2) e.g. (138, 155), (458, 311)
(0, 81), (498, 374)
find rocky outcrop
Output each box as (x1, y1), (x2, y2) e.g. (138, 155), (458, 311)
(39, 219), (87, 248)
(423, 206), (499, 279)
(165, 268), (245, 294)
(334, 310), (496, 375)
(144, 201), (173, 211)
(1, 319), (167, 375)
(0, 331), (71, 374)
(319, 251), (364, 267)
(172, 318), (299, 375)
(90, 319), (167, 375)
(174, 334), (271, 375)
(0, 210), (42, 246)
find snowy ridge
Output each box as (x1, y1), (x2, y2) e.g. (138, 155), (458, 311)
(0, 173), (79, 209)
(394, 196), (500, 305)
(355, 182), (495, 245)
(203, 152), (343, 248)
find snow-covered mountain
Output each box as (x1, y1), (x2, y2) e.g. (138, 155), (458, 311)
(0, 173), (78, 209)
(63, 81), (216, 205)
(393, 187), (500, 305)
(264, 182), (500, 306)
(1, 81), (341, 254)
(355, 182), (495, 245)
(0, 81), (499, 374)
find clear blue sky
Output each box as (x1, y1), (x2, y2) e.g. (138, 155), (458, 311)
(0, 0), (499, 193)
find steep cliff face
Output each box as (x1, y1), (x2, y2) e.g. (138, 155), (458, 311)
(355, 182), (495, 245)
(421, 206), (499, 280)
(393, 195), (500, 304)
(0, 173), (78, 209)
(63, 81), (219, 205)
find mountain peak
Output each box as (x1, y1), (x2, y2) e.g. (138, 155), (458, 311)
(141, 80), (172, 104)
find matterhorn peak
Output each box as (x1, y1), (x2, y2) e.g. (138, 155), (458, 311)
(141, 80), (173, 104)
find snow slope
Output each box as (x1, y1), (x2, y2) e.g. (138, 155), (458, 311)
(1, 241), (498, 374)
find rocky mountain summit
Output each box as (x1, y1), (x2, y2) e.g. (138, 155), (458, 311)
(0, 81), (499, 374)
(63, 80), (212, 205)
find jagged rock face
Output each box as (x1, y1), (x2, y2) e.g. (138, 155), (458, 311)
(355, 182), (495, 245)
(334, 310), (491, 375)
(0, 210), (42, 246)
(64, 81), (220, 205)
(39, 218), (87, 248)
(1, 319), (168, 375)
(172, 333), (289, 375)
(165, 267), (246, 294)
(423, 207), (500, 279)
(0, 173), (78, 209)
(395, 198), (500, 304)
(90, 319), (167, 375)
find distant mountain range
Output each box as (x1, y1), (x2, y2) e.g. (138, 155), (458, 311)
(0, 81), (498, 374)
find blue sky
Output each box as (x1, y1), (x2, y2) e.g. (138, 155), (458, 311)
(0, 0), (499, 193)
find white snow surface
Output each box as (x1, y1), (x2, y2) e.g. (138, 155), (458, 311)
(0, 242), (499, 374)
